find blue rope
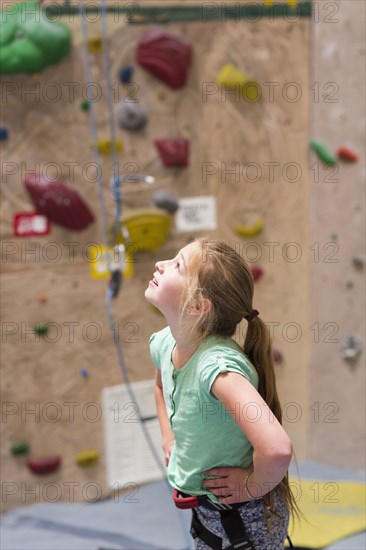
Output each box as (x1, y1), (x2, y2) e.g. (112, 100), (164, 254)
(100, 0), (122, 225)
(79, 3), (191, 548)
(78, 0), (109, 247)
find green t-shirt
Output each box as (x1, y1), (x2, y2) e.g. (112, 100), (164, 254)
(149, 325), (259, 501)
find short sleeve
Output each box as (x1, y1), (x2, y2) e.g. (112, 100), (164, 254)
(148, 326), (173, 370)
(149, 332), (160, 370)
(199, 354), (257, 395)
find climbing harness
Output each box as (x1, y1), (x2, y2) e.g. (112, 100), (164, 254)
(173, 490), (294, 550)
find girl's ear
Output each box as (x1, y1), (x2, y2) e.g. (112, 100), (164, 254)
(187, 298), (212, 316)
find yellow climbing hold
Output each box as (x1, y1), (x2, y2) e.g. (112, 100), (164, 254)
(89, 244), (133, 279)
(90, 140), (123, 155)
(264, 0), (297, 5)
(111, 208), (171, 252)
(76, 450), (99, 467)
(88, 37), (103, 53)
(234, 216), (264, 238)
(217, 64), (261, 102)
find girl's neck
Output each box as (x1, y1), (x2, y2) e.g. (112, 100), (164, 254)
(169, 322), (202, 369)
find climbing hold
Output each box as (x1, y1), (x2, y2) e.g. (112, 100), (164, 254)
(346, 281), (354, 289)
(272, 347), (284, 365)
(24, 173), (94, 231)
(119, 101), (147, 132)
(310, 139), (337, 165)
(234, 216), (264, 238)
(27, 455), (61, 475)
(88, 37), (103, 54)
(33, 324), (49, 336)
(217, 64), (261, 102)
(76, 450), (99, 467)
(337, 145), (359, 162)
(119, 65), (133, 84)
(36, 294), (47, 304)
(80, 100), (91, 111)
(0, 1), (71, 74)
(137, 29), (192, 89)
(0, 127), (9, 141)
(340, 334), (362, 363)
(80, 368), (89, 378)
(251, 266), (264, 282)
(91, 139), (123, 155)
(352, 255), (365, 270)
(112, 208), (171, 252)
(11, 441), (30, 455)
(155, 138), (189, 167)
(153, 190), (179, 214)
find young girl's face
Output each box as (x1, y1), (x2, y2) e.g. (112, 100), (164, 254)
(145, 242), (199, 318)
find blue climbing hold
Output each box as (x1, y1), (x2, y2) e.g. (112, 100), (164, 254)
(0, 127), (9, 141)
(119, 65), (133, 84)
(80, 368), (89, 378)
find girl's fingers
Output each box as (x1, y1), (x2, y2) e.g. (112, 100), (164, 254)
(209, 488), (232, 496)
(204, 468), (229, 477)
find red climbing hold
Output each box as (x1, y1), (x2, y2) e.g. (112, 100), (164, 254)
(24, 174), (94, 231)
(337, 146), (359, 162)
(272, 347), (284, 365)
(155, 138), (189, 167)
(27, 455), (61, 475)
(251, 266), (264, 282)
(137, 29), (192, 89)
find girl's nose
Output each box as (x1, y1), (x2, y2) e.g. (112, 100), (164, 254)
(155, 260), (164, 272)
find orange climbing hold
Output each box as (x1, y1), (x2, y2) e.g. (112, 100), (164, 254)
(337, 146), (359, 162)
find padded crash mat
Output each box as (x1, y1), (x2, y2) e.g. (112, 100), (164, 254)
(286, 477), (366, 548)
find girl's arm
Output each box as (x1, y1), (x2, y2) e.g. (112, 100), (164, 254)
(155, 368), (175, 466)
(204, 372), (292, 503)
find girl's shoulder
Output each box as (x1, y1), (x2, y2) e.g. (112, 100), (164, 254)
(149, 326), (174, 368)
(198, 336), (259, 390)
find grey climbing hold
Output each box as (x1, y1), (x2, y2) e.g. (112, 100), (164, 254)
(352, 255), (365, 270)
(340, 334), (362, 363)
(153, 190), (179, 214)
(119, 101), (147, 131)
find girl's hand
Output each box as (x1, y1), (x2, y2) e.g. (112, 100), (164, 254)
(162, 438), (174, 466)
(202, 466), (255, 504)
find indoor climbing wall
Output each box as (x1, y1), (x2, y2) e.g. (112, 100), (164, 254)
(2, 0), (361, 513)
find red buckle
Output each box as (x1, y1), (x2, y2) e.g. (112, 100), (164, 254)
(173, 488), (199, 509)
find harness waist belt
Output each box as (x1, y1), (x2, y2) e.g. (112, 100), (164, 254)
(173, 489), (249, 511)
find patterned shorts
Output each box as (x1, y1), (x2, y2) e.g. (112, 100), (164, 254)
(193, 489), (289, 550)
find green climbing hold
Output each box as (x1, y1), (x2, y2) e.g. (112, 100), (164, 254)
(11, 441), (30, 455)
(33, 323), (49, 336)
(310, 139), (337, 165)
(80, 100), (90, 111)
(0, 2), (71, 74)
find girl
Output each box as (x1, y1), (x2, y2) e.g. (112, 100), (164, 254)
(145, 239), (296, 549)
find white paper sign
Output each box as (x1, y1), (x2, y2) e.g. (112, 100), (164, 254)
(175, 196), (217, 232)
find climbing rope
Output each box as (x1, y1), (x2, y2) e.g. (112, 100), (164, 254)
(78, 0), (109, 248)
(78, 2), (191, 548)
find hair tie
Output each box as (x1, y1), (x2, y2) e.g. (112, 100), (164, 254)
(244, 309), (259, 322)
